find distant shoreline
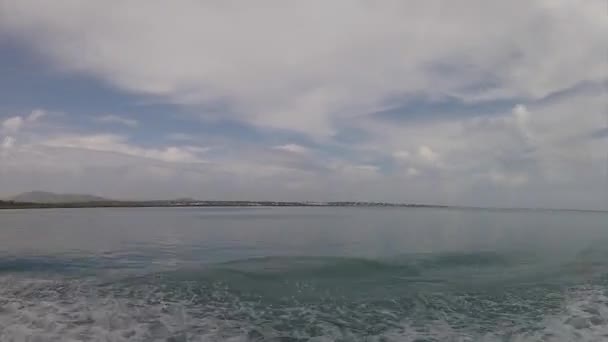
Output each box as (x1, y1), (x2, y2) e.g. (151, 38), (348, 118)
(0, 200), (605, 214)
(0, 200), (448, 209)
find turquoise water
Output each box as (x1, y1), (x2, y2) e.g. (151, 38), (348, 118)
(0, 207), (607, 341)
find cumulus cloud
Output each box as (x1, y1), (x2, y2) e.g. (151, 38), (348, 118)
(1, 116), (24, 134)
(1, 109), (47, 134)
(358, 85), (607, 208)
(0, 109), (48, 152)
(0, 136), (16, 161)
(0, 134), (356, 199)
(26, 109), (46, 122)
(0, 111), (388, 201)
(1, 136), (15, 149)
(417, 146), (440, 164)
(513, 104), (529, 124)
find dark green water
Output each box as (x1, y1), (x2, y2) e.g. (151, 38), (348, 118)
(0, 207), (607, 341)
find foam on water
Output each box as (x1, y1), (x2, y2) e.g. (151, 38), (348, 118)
(1, 271), (608, 342)
(0, 275), (236, 342)
(381, 286), (608, 342)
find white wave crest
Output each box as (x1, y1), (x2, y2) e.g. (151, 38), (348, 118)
(1, 275), (607, 342)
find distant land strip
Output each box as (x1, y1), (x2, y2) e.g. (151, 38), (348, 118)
(0, 200), (447, 209)
(0, 199), (605, 214)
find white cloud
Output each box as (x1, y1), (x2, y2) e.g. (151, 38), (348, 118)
(0, 0), (605, 136)
(488, 171), (528, 187)
(513, 104), (529, 124)
(273, 144), (310, 155)
(1, 136), (15, 150)
(355, 85), (607, 208)
(0, 98), (604, 209)
(392, 150), (410, 161)
(1, 117), (24, 134)
(407, 167), (420, 177)
(26, 109), (46, 122)
(95, 115), (139, 127)
(2, 87), (604, 209)
(392, 146), (441, 170)
(417, 145), (440, 164)
(1, 109), (47, 135)
(0, 129), (389, 202)
(41, 134), (205, 164)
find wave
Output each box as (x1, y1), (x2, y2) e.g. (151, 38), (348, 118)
(158, 251), (527, 282)
(1, 251), (608, 340)
(0, 251), (522, 283)
(0, 273), (606, 341)
(0, 256), (110, 274)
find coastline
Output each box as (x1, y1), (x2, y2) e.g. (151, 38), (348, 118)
(0, 200), (605, 214)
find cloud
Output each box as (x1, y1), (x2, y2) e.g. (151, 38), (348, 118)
(0, 107), (396, 201)
(1, 116), (24, 134)
(26, 109), (46, 122)
(0, 2), (606, 209)
(5, 90), (601, 208)
(95, 115), (139, 127)
(328, 162), (380, 181)
(391, 146), (441, 174)
(1, 109), (47, 134)
(166, 133), (197, 142)
(0, 125), (389, 201)
(1, 136), (15, 153)
(273, 144), (310, 155)
(417, 146), (440, 164)
(392, 150), (410, 161)
(487, 171), (528, 187)
(41, 134), (205, 164)
(407, 167), (419, 177)
(513, 104), (529, 123)
(0, 95), (605, 209)
(0, 0), (605, 136)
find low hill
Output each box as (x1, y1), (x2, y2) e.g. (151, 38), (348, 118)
(11, 191), (109, 204)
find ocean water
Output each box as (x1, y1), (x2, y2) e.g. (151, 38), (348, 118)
(0, 207), (608, 341)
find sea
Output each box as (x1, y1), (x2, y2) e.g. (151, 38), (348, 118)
(0, 206), (607, 341)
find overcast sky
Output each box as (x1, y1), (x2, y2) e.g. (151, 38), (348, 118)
(0, 1), (606, 209)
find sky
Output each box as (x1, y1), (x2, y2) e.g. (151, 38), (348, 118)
(0, 1), (607, 210)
